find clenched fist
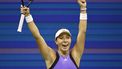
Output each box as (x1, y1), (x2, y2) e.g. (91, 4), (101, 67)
(21, 6), (30, 16)
(77, 0), (86, 9)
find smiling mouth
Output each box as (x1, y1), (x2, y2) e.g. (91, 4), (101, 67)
(62, 45), (68, 50)
(62, 44), (68, 47)
(62, 45), (69, 50)
(61, 44), (69, 51)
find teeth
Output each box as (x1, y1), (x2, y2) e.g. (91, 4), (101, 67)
(62, 45), (68, 47)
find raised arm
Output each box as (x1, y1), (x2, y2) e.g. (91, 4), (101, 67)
(76, 0), (87, 56)
(72, 0), (87, 66)
(21, 7), (56, 62)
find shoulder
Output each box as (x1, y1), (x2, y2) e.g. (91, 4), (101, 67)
(46, 50), (58, 69)
(70, 45), (82, 67)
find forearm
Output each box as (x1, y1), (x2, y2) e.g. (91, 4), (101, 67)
(27, 21), (41, 39)
(25, 14), (41, 39)
(21, 6), (42, 39)
(79, 7), (87, 33)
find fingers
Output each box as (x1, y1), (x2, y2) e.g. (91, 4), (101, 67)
(20, 5), (30, 16)
(20, 5), (24, 14)
(81, 0), (86, 3)
(77, 0), (86, 8)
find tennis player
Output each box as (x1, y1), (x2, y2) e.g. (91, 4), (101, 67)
(21, 0), (87, 69)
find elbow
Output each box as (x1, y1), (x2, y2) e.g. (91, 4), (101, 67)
(83, 30), (86, 33)
(34, 36), (40, 40)
(80, 29), (86, 34)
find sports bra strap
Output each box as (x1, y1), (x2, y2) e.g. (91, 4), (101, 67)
(49, 51), (59, 69)
(69, 51), (79, 69)
(49, 51), (79, 69)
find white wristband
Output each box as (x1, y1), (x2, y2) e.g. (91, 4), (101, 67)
(25, 14), (33, 23)
(80, 13), (87, 20)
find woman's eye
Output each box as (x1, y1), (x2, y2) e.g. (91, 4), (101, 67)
(59, 37), (63, 39)
(66, 36), (70, 39)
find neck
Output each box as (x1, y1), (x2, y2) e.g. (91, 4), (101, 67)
(58, 50), (69, 57)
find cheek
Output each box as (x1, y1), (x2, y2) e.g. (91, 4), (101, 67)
(55, 40), (61, 45)
(68, 39), (71, 42)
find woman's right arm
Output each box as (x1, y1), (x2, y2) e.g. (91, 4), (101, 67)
(21, 6), (56, 62)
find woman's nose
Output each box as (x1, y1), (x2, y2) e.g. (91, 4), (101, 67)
(63, 38), (67, 42)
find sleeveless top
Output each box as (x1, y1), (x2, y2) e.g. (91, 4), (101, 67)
(49, 51), (79, 69)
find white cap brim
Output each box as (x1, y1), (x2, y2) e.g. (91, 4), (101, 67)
(55, 28), (71, 39)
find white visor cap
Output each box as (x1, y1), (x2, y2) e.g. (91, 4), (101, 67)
(55, 28), (71, 40)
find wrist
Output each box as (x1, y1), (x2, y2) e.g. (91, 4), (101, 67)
(25, 14), (33, 23)
(80, 13), (87, 20)
(80, 10), (86, 14)
(80, 7), (87, 13)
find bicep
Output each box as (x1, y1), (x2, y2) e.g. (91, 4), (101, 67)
(71, 32), (86, 63)
(28, 22), (56, 60)
(27, 21), (56, 64)
(76, 32), (86, 54)
(36, 36), (56, 61)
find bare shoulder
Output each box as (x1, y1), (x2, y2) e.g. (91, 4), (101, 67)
(45, 48), (57, 69)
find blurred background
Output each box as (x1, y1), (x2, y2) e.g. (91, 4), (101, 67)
(0, 0), (122, 69)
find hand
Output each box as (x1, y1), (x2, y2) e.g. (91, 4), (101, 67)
(20, 5), (30, 16)
(77, 0), (86, 9)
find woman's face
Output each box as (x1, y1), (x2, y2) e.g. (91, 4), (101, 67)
(55, 33), (71, 52)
